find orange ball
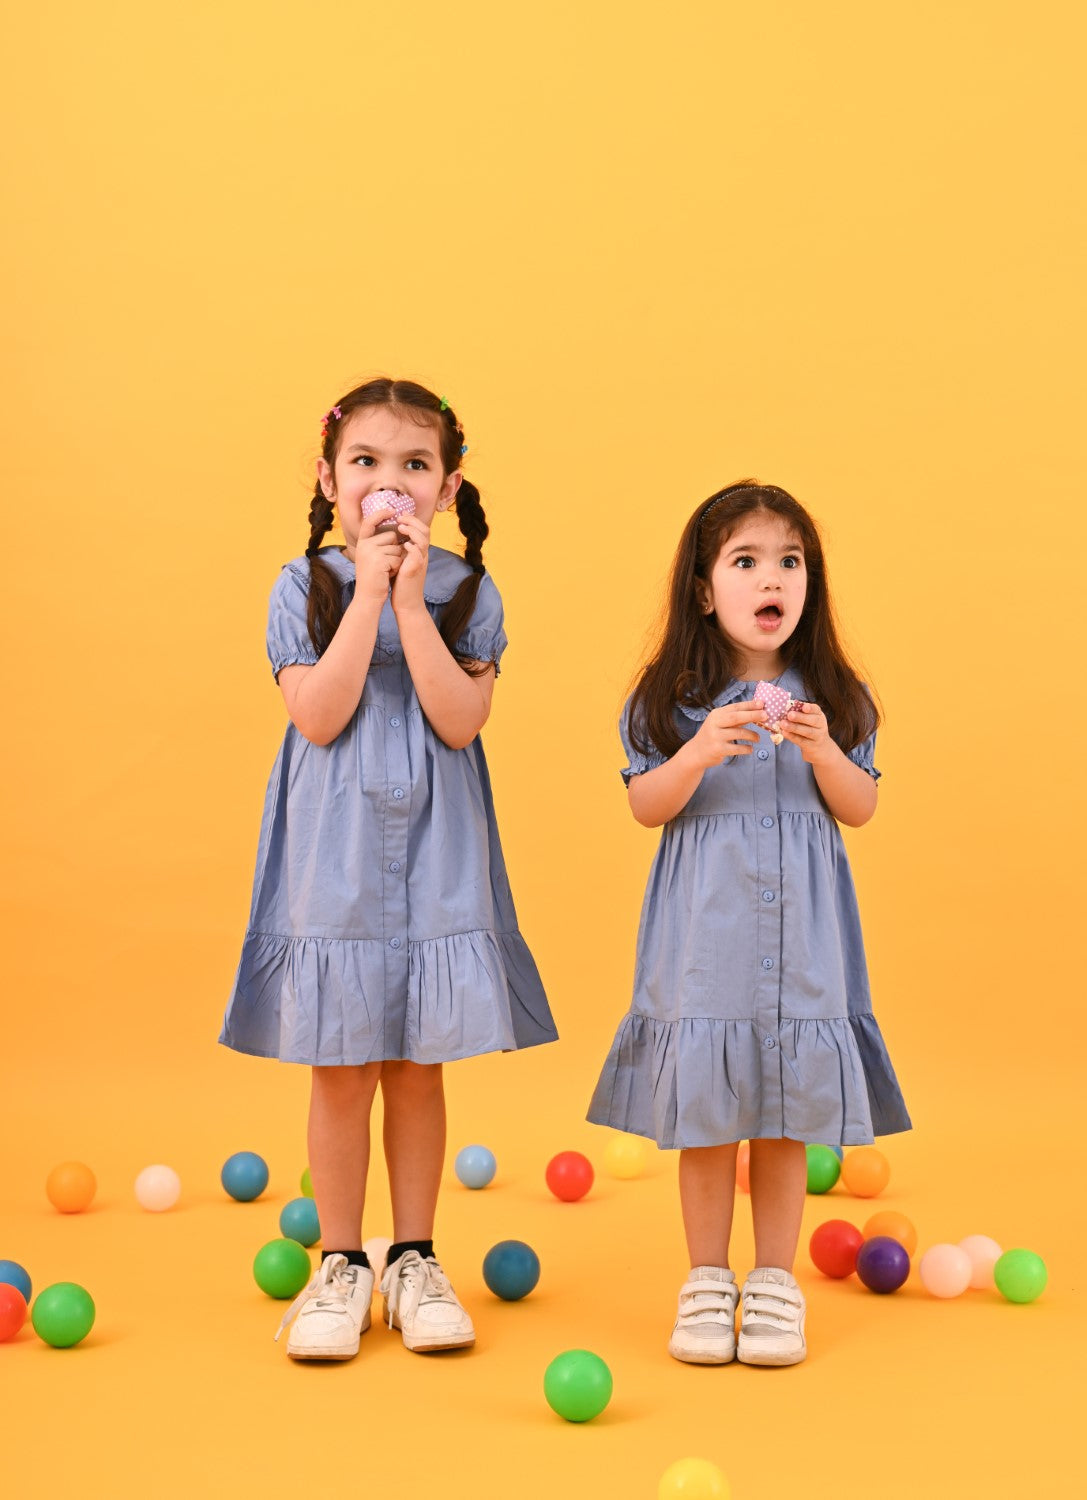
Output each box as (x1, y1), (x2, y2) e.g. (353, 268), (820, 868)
(863, 1210), (917, 1256)
(45, 1161), (97, 1214)
(840, 1147), (890, 1198)
(735, 1142), (750, 1193)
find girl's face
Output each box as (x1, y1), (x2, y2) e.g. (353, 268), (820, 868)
(318, 405), (461, 556)
(696, 512), (808, 677)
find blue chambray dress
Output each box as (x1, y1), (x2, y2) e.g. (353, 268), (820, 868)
(220, 545), (557, 1066)
(587, 667), (910, 1149)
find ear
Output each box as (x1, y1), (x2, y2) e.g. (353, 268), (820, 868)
(316, 457), (335, 500)
(695, 579), (714, 615)
(436, 470), (463, 512)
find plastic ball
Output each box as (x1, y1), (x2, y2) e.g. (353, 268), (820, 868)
(806, 1144), (842, 1194)
(545, 1151), (594, 1203)
(279, 1197), (321, 1248)
(0, 1283), (28, 1342)
(918, 1243), (973, 1298)
(735, 1142), (750, 1193)
(483, 1239), (541, 1301)
(543, 1349), (613, 1422)
(840, 1147), (891, 1198)
(602, 1135), (648, 1180)
(221, 1151), (269, 1202)
(45, 1161), (97, 1214)
(658, 1457), (731, 1499)
(855, 1235), (911, 1294)
(454, 1144), (497, 1190)
(958, 1234), (1003, 1290)
(31, 1282), (96, 1347)
(0, 1259), (32, 1303)
(300, 1166), (314, 1198)
(252, 1238), (312, 1299)
(134, 1164), (181, 1212)
(809, 1219), (864, 1279)
(363, 1236), (392, 1274)
(993, 1248), (1048, 1304)
(863, 1210), (918, 1258)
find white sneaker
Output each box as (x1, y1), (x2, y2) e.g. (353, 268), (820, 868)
(737, 1267), (807, 1366)
(275, 1253), (374, 1361)
(380, 1251), (475, 1352)
(667, 1266), (738, 1364)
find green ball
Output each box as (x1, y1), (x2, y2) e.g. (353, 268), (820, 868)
(31, 1282), (96, 1347)
(253, 1238), (312, 1299)
(806, 1144), (842, 1194)
(300, 1167), (314, 1198)
(544, 1349), (613, 1422)
(993, 1248), (1047, 1304)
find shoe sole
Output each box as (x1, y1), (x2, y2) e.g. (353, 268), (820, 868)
(668, 1343), (736, 1365)
(400, 1331), (475, 1352)
(736, 1344), (806, 1366)
(287, 1312), (370, 1360)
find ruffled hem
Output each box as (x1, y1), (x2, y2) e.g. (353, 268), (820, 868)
(586, 1011), (911, 1149)
(221, 927), (557, 1065)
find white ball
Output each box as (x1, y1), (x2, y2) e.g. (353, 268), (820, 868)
(918, 1243), (973, 1298)
(958, 1233), (1003, 1290)
(363, 1235), (393, 1275)
(134, 1164), (182, 1212)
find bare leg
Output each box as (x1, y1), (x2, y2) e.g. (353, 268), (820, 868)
(307, 1063), (382, 1250)
(678, 1144), (739, 1268)
(749, 1138), (807, 1270)
(381, 1061), (446, 1243)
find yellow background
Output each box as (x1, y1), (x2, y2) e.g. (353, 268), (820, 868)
(2, 2), (1085, 1496)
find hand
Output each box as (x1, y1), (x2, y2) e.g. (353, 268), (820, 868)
(684, 700), (767, 769)
(779, 700), (837, 766)
(390, 512), (431, 614)
(352, 502), (405, 603)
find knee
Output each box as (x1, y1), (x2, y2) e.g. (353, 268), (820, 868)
(380, 1060), (444, 1100)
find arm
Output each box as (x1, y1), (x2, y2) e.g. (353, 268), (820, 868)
(779, 702), (878, 827)
(391, 512), (495, 749)
(627, 702), (768, 828)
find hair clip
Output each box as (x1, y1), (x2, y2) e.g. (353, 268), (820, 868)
(461, 444), (469, 456)
(320, 404), (342, 439)
(439, 397), (450, 411)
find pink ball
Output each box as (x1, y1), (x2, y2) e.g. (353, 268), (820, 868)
(958, 1234), (1003, 1290)
(918, 1243), (972, 1298)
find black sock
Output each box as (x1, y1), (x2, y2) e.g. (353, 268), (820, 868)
(322, 1248), (371, 1270)
(387, 1239), (435, 1265)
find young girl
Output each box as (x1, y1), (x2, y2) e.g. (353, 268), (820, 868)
(588, 480), (910, 1367)
(221, 377), (556, 1361)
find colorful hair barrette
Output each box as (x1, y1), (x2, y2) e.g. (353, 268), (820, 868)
(461, 444), (469, 456)
(320, 404), (342, 439)
(439, 396), (450, 411)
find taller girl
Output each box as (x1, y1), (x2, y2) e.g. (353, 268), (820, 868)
(222, 378), (556, 1361)
(588, 481), (910, 1367)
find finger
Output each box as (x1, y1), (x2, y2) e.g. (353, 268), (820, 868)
(358, 504), (397, 538)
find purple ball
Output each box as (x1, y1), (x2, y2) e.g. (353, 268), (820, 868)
(856, 1235), (911, 1294)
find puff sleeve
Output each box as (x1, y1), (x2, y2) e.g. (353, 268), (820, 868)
(451, 573), (508, 674)
(266, 563), (320, 680)
(619, 697), (669, 786)
(846, 728), (881, 781)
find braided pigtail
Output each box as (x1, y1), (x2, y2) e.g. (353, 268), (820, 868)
(435, 400), (490, 674)
(305, 479), (345, 658)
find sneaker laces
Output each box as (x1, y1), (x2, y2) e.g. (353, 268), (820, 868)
(382, 1250), (455, 1330)
(274, 1253), (356, 1342)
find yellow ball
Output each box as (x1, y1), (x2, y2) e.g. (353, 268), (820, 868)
(602, 1135), (648, 1180)
(658, 1458), (730, 1500)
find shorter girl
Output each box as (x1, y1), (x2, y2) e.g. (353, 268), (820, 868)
(222, 378), (556, 1361)
(588, 481), (910, 1366)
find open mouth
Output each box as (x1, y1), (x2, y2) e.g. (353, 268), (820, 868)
(755, 604), (783, 632)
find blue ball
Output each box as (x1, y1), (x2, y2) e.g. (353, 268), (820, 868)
(0, 1259), (32, 1303)
(279, 1196), (321, 1247)
(220, 1151), (270, 1202)
(483, 1239), (540, 1301)
(455, 1144), (497, 1190)
(829, 1145), (844, 1161)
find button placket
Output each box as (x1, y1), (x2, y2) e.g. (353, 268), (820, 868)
(377, 626), (411, 1054)
(752, 734), (784, 1124)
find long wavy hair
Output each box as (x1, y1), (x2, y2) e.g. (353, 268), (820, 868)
(628, 480), (879, 758)
(304, 377), (489, 674)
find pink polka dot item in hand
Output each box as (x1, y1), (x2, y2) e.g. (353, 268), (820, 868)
(754, 681), (795, 746)
(362, 490), (416, 531)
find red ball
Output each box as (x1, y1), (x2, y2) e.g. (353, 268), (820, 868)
(545, 1151), (594, 1202)
(809, 1218), (864, 1279)
(0, 1283), (28, 1342)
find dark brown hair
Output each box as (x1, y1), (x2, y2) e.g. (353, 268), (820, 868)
(305, 377), (489, 674)
(628, 480), (879, 758)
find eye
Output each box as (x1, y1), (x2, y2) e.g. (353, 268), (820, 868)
(734, 555), (755, 569)
(782, 555), (802, 569)
(406, 458), (428, 471)
(353, 454), (375, 467)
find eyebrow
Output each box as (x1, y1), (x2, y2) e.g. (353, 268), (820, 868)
(724, 541), (804, 557)
(342, 443), (437, 459)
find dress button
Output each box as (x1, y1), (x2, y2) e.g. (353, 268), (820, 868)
(761, 816), (774, 828)
(764, 1036), (777, 1049)
(384, 645), (395, 656)
(389, 937), (402, 950)
(392, 788), (405, 800)
(757, 749), (770, 761)
(761, 890), (775, 903)
(389, 716), (401, 728)
(762, 957), (774, 970)
(389, 861), (401, 874)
